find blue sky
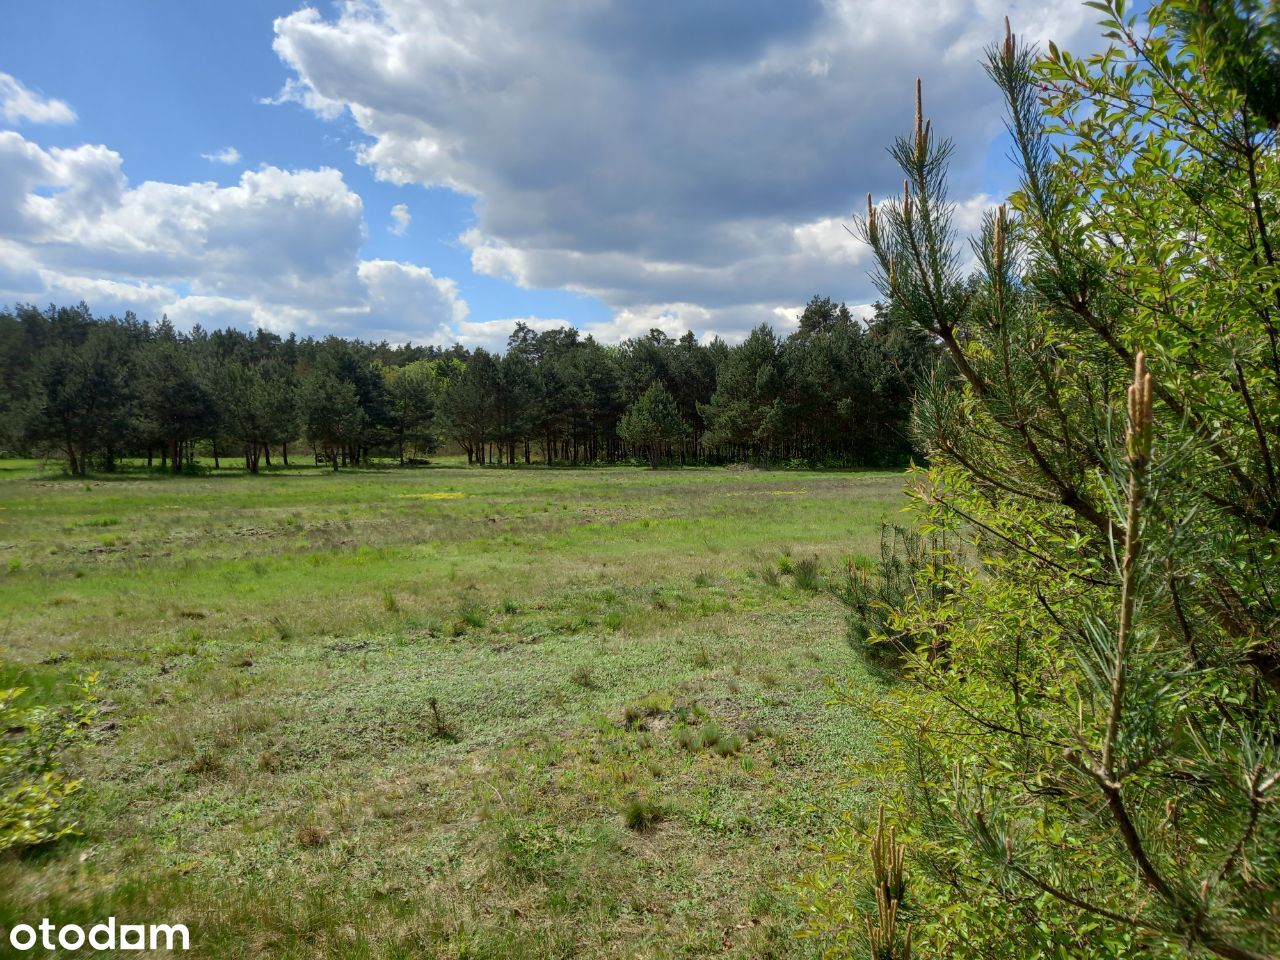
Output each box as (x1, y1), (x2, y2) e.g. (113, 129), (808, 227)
(0, 1), (1098, 349)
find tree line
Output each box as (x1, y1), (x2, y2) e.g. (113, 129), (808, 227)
(0, 296), (937, 475)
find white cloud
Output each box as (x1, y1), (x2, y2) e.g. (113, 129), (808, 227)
(0, 72), (76, 125)
(389, 202), (410, 235)
(356, 258), (467, 340)
(952, 192), (998, 232)
(0, 129), (469, 344)
(593, 302), (713, 343)
(454, 315), (569, 349)
(258, 76), (347, 120)
(161, 294), (274, 332)
(581, 301), (796, 346)
(792, 216), (864, 266)
(772, 305), (804, 333)
(202, 146), (242, 165)
(270, 0), (1096, 342)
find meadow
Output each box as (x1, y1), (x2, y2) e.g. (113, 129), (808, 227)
(0, 458), (903, 958)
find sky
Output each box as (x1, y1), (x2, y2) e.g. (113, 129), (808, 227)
(0, 1), (1098, 351)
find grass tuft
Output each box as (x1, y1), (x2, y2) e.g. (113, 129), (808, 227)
(791, 556), (822, 592)
(678, 720), (745, 757)
(185, 750), (226, 778)
(622, 692), (674, 729)
(621, 793), (667, 832)
(692, 640), (713, 668)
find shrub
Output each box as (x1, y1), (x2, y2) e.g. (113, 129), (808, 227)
(830, 524), (954, 668)
(0, 674), (97, 852)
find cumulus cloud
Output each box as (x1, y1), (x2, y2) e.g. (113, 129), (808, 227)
(270, 0), (1095, 341)
(0, 72), (76, 125)
(356, 258), (467, 340)
(389, 202), (410, 235)
(0, 129), (470, 344)
(454, 315), (570, 347)
(202, 146), (242, 165)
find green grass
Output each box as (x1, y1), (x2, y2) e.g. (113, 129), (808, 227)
(0, 457), (902, 958)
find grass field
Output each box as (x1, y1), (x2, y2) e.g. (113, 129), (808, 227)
(0, 458), (903, 958)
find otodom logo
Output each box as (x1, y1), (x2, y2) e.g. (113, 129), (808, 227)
(7, 918), (190, 952)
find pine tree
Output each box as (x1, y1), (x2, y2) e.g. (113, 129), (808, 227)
(618, 382), (688, 468)
(807, 6), (1280, 958)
